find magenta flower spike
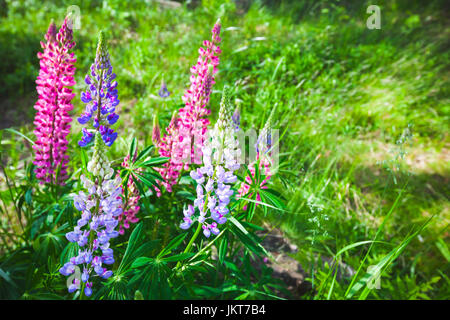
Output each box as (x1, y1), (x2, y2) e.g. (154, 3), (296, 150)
(32, 18), (76, 185)
(155, 19), (222, 194)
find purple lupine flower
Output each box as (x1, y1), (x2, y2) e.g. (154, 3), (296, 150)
(179, 86), (241, 237)
(59, 161), (123, 297)
(61, 63), (123, 298)
(78, 31), (119, 147)
(232, 107), (240, 131)
(85, 282), (93, 297)
(158, 80), (171, 98)
(79, 128), (94, 147)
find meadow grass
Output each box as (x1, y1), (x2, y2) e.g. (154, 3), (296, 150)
(0, 0), (449, 299)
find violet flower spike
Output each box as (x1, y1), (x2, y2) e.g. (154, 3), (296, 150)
(60, 133), (123, 297)
(78, 31), (119, 147)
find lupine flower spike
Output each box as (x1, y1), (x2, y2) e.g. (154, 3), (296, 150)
(180, 86), (241, 237)
(33, 18), (76, 185)
(155, 19), (222, 194)
(237, 109), (275, 209)
(78, 31), (119, 147)
(60, 32), (122, 298)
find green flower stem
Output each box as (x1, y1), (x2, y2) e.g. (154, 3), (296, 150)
(79, 281), (85, 300)
(183, 223), (202, 254)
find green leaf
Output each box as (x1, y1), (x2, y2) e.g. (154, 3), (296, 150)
(335, 241), (391, 257)
(135, 172), (158, 188)
(26, 292), (64, 300)
(59, 242), (79, 265)
(131, 257), (153, 268)
(129, 137), (137, 160)
(0, 268), (18, 288)
(134, 290), (144, 300)
(218, 236), (228, 265)
(162, 252), (195, 263)
(80, 148), (88, 173)
(348, 217), (433, 299)
(260, 189), (286, 211)
(158, 233), (188, 258)
(135, 145), (154, 162)
(140, 157), (169, 167)
(175, 191), (196, 201)
(435, 239), (450, 263)
(117, 222), (144, 273)
(239, 196), (287, 212)
(229, 216), (269, 257)
(4, 128), (34, 145)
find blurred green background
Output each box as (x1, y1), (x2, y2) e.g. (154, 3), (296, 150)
(0, 0), (449, 299)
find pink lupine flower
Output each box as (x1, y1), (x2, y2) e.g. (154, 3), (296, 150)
(155, 19), (222, 194)
(32, 18), (76, 185)
(117, 153), (140, 235)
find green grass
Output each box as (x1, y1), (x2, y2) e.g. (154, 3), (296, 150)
(1, 0), (449, 299)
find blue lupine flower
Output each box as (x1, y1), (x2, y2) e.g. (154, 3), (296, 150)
(158, 80), (170, 98)
(78, 31), (119, 147)
(99, 125), (118, 147)
(79, 128), (94, 147)
(85, 282), (93, 297)
(232, 107), (240, 131)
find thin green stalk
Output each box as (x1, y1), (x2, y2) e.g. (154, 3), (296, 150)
(182, 223), (202, 254)
(79, 281), (85, 300)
